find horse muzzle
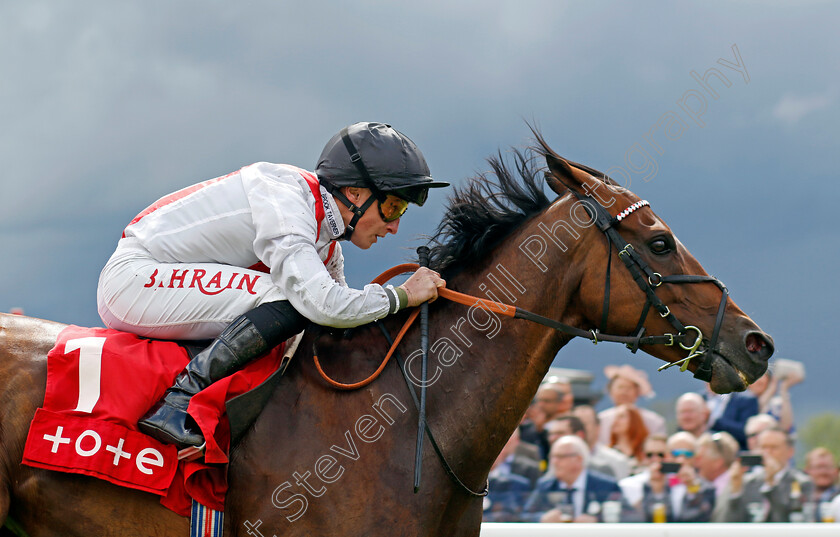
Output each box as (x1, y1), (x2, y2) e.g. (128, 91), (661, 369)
(704, 327), (773, 393)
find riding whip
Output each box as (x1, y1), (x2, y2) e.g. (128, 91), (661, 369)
(414, 246), (430, 493)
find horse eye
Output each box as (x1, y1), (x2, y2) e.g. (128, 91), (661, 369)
(649, 238), (671, 255)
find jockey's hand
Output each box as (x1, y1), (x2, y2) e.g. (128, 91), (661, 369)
(399, 267), (446, 307)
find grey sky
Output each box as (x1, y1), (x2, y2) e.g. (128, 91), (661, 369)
(2, 1), (838, 425)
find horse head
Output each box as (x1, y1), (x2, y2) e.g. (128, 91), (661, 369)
(537, 139), (773, 393)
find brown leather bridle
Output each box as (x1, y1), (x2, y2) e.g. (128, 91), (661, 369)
(568, 191), (729, 381)
(311, 191), (731, 497)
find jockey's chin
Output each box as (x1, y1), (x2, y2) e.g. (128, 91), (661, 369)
(350, 215), (400, 249)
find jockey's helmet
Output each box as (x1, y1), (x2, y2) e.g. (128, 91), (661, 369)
(316, 122), (449, 207)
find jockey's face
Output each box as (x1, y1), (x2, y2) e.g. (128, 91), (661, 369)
(341, 187), (401, 249)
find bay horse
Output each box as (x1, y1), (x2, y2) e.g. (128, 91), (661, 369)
(0, 136), (773, 536)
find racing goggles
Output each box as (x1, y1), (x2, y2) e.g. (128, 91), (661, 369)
(377, 194), (410, 222)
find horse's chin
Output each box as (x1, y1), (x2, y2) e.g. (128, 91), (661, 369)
(707, 354), (752, 394)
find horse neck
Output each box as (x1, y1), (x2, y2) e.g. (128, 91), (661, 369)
(426, 199), (589, 484)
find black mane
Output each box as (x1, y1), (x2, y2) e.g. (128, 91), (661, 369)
(427, 146), (553, 273)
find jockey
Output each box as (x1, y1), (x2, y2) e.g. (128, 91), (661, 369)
(96, 122), (449, 450)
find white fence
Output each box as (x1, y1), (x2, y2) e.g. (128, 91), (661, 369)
(480, 523), (839, 536)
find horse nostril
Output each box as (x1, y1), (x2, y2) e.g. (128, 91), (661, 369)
(745, 331), (774, 360)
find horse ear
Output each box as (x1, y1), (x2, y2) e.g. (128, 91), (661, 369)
(532, 127), (613, 196)
(544, 152), (592, 197)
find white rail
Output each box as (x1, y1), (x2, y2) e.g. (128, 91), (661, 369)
(480, 523), (839, 536)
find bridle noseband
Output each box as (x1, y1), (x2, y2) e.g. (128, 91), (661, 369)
(314, 186), (733, 498)
(571, 190), (730, 381)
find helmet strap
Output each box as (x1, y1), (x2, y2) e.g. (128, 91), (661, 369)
(322, 183), (378, 241)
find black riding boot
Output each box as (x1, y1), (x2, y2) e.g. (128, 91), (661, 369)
(138, 301), (308, 450)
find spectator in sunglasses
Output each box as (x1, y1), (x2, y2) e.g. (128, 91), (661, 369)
(638, 432), (715, 522)
(619, 434), (669, 510)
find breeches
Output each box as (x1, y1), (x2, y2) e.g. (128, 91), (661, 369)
(97, 240), (284, 340)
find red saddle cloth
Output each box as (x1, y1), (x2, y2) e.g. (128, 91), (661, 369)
(22, 325), (285, 516)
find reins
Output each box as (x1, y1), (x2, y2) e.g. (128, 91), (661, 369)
(311, 264), (421, 390)
(311, 265), (514, 390)
(314, 253), (725, 392)
(309, 192), (731, 498)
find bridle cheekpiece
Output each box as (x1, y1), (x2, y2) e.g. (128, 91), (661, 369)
(571, 187), (730, 382)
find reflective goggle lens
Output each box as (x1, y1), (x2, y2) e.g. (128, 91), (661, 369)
(378, 195), (409, 222)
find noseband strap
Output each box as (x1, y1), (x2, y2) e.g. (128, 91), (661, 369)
(573, 193), (729, 381)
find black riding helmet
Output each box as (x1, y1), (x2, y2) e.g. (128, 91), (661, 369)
(316, 122), (449, 239)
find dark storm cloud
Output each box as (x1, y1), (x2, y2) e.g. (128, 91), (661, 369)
(1, 0), (837, 422)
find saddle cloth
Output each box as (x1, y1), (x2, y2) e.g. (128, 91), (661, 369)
(22, 325), (287, 516)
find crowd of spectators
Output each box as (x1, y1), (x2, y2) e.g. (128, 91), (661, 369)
(483, 362), (840, 523)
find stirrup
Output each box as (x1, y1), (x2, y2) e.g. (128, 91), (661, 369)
(178, 442), (206, 462)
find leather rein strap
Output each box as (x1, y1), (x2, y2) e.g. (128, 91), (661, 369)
(314, 243), (726, 390)
(309, 195), (730, 497)
(311, 266), (512, 390)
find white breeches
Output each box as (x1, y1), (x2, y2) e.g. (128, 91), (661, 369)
(97, 238), (284, 340)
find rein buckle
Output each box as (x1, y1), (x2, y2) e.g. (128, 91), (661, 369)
(618, 244), (635, 259)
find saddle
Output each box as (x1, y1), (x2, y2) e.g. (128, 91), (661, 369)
(22, 325), (301, 516)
